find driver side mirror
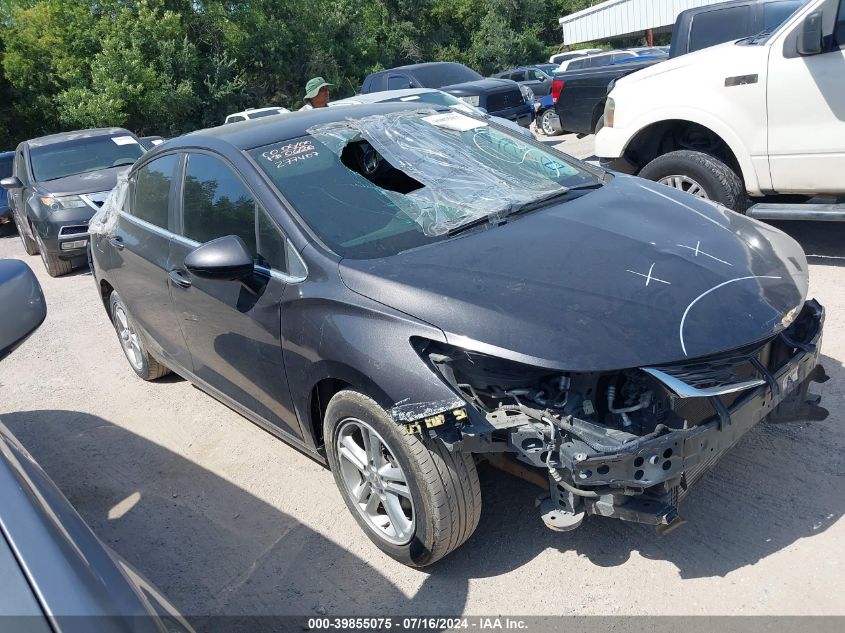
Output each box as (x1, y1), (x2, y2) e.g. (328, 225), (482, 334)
(1, 176), (23, 190)
(0, 260), (46, 361)
(184, 235), (254, 281)
(798, 11), (824, 56)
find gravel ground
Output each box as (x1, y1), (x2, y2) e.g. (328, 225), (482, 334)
(0, 135), (843, 622)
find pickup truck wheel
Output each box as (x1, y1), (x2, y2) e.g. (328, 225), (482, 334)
(539, 109), (562, 136)
(109, 292), (171, 380)
(35, 234), (73, 277)
(639, 150), (747, 212)
(324, 390), (481, 567)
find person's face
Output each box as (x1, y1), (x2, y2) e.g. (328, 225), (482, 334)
(313, 86), (330, 107)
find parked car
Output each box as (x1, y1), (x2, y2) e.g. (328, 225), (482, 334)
(0, 151), (12, 226)
(224, 106), (290, 124)
(89, 102), (826, 566)
(557, 49), (639, 71)
(597, 0), (844, 219)
(0, 258), (194, 632)
(0, 129), (144, 277)
(548, 48), (603, 65)
(360, 62), (534, 127)
(331, 88), (532, 137)
(548, 0), (808, 138)
(550, 56), (664, 137)
(139, 136), (165, 150)
(491, 64), (559, 97)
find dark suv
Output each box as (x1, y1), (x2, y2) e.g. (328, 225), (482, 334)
(361, 62), (534, 127)
(90, 104), (825, 567)
(0, 128), (144, 276)
(0, 151), (13, 226)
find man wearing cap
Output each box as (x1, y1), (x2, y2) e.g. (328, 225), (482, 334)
(299, 77), (332, 110)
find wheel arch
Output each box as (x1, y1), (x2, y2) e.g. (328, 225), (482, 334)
(305, 364), (395, 451)
(622, 118), (759, 194)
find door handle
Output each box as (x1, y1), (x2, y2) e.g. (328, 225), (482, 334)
(108, 236), (124, 250)
(168, 269), (192, 289)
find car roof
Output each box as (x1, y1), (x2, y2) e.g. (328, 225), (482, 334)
(372, 61), (467, 73)
(331, 88), (444, 105)
(228, 106), (287, 117)
(23, 128), (134, 149)
(163, 102), (443, 153)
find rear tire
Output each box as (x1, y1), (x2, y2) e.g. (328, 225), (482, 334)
(35, 234), (72, 277)
(639, 150), (747, 212)
(324, 390), (481, 567)
(109, 291), (171, 380)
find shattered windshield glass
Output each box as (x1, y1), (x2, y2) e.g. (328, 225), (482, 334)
(248, 109), (599, 259)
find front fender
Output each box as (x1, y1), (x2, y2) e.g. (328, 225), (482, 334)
(280, 283), (462, 449)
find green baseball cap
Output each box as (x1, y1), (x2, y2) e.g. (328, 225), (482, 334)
(304, 77), (332, 100)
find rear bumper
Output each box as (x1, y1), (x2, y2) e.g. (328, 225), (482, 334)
(491, 103), (534, 127)
(573, 299), (826, 527)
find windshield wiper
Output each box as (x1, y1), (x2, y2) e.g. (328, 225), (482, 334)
(446, 212), (505, 237)
(445, 182), (604, 237)
(505, 182), (604, 218)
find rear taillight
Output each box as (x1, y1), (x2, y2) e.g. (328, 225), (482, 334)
(551, 78), (564, 103)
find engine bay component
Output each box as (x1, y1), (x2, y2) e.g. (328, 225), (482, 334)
(407, 299), (827, 532)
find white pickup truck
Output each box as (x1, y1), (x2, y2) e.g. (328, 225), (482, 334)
(596, 0), (845, 220)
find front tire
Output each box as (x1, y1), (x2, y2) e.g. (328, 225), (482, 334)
(639, 150), (747, 211)
(35, 234), (72, 277)
(109, 291), (171, 380)
(16, 220), (39, 256)
(324, 390), (481, 567)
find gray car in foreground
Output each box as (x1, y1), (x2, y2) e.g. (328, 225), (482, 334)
(90, 103), (826, 566)
(0, 259), (194, 632)
(1, 129), (144, 277)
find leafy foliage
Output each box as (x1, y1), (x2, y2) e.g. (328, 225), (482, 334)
(0, 0), (592, 145)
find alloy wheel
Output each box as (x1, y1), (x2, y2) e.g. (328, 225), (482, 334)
(336, 418), (415, 545)
(541, 110), (559, 136)
(657, 175), (710, 199)
(113, 304), (144, 371)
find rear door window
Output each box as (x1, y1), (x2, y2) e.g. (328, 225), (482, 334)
(132, 154), (178, 229)
(511, 71), (526, 81)
(689, 6), (751, 52)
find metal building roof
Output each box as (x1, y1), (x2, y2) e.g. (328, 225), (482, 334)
(558, 0), (726, 44)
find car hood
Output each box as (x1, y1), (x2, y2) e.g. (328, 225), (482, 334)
(339, 176), (808, 371)
(618, 41), (762, 87)
(34, 166), (128, 196)
(441, 78), (518, 95)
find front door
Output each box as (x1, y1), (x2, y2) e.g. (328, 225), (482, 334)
(168, 151), (301, 438)
(767, 0), (845, 192)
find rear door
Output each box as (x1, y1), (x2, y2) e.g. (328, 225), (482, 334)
(109, 153), (192, 369)
(767, 0), (845, 192)
(168, 150), (302, 438)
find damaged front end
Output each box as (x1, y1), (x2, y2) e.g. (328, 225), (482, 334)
(395, 300), (828, 533)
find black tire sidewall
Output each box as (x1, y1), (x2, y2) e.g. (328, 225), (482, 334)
(639, 151), (745, 210)
(324, 392), (438, 566)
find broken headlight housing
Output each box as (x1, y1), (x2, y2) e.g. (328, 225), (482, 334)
(415, 339), (673, 436)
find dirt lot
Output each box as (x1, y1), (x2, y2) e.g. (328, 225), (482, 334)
(1, 135), (843, 620)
